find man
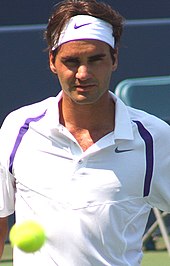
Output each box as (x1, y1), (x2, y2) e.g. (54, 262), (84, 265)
(0, 0), (170, 265)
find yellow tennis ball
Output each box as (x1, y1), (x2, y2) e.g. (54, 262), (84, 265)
(9, 220), (46, 253)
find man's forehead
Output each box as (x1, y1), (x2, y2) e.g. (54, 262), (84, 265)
(58, 39), (110, 55)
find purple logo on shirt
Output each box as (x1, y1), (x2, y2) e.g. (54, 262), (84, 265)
(115, 147), (133, 153)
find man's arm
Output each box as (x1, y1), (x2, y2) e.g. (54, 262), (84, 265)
(0, 217), (8, 258)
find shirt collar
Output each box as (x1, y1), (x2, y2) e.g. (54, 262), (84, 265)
(46, 91), (134, 141)
(44, 91), (62, 128)
(109, 91), (134, 141)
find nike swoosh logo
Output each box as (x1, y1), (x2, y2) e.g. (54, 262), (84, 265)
(74, 23), (92, 29)
(115, 147), (133, 153)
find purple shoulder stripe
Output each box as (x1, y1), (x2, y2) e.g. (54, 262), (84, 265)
(133, 120), (154, 197)
(9, 110), (47, 174)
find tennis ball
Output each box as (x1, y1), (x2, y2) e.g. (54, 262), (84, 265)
(9, 220), (46, 253)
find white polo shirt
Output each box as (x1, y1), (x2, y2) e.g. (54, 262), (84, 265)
(1, 91), (170, 266)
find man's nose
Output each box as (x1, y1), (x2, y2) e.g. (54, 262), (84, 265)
(75, 65), (91, 80)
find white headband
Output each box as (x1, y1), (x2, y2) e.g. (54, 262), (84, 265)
(52, 15), (115, 50)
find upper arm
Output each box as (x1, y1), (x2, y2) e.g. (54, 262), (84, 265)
(0, 216), (8, 258)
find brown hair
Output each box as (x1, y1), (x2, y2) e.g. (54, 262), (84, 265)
(44, 0), (125, 53)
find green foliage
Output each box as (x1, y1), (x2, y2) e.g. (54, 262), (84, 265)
(142, 251), (170, 266)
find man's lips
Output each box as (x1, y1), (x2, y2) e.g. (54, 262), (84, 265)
(74, 84), (96, 90)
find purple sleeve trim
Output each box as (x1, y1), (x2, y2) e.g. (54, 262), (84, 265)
(133, 120), (154, 197)
(9, 110), (47, 174)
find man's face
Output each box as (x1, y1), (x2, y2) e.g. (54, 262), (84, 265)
(49, 39), (118, 105)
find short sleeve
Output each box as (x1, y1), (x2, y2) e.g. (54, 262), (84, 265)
(146, 121), (170, 212)
(0, 118), (16, 217)
(0, 164), (15, 217)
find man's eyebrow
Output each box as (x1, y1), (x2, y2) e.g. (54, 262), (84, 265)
(61, 53), (106, 61)
(89, 53), (106, 60)
(61, 56), (79, 61)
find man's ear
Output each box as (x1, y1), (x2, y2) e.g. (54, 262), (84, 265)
(49, 52), (58, 74)
(112, 48), (118, 72)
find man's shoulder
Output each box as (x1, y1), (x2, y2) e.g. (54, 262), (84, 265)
(128, 106), (170, 138)
(2, 97), (54, 127)
(12, 97), (54, 117)
(0, 97), (57, 160)
(0, 97), (57, 145)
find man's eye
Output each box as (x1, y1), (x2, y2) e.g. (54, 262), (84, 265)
(89, 57), (104, 63)
(63, 59), (79, 67)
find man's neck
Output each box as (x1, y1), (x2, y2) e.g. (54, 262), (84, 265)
(58, 93), (115, 151)
(59, 93), (115, 131)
